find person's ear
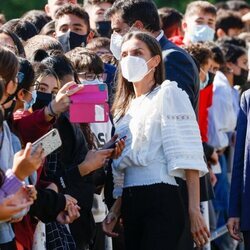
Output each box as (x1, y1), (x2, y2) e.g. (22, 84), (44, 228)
(16, 89), (25, 101)
(45, 4), (51, 17)
(226, 62), (234, 73)
(52, 31), (57, 38)
(182, 20), (188, 33)
(216, 28), (226, 39)
(150, 55), (161, 68)
(153, 55), (161, 67)
(133, 20), (145, 31)
(87, 30), (95, 44)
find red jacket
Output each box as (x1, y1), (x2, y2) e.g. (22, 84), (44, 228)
(198, 84), (213, 142)
(169, 35), (184, 47)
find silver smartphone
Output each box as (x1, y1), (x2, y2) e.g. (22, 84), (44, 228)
(32, 128), (62, 157)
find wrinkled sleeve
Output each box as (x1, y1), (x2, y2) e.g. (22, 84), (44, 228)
(208, 87), (237, 149)
(160, 81), (208, 179)
(0, 169), (23, 202)
(112, 163), (124, 199)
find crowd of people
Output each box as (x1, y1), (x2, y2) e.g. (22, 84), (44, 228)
(0, 0), (250, 249)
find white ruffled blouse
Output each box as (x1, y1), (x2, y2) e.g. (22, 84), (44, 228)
(112, 80), (208, 198)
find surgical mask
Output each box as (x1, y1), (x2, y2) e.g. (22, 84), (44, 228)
(120, 56), (153, 82)
(24, 90), (37, 110)
(58, 31), (88, 52)
(110, 32), (123, 60)
(81, 79), (104, 85)
(32, 91), (53, 111)
(96, 21), (111, 38)
(189, 24), (215, 43)
(200, 68), (209, 89)
(233, 67), (248, 86)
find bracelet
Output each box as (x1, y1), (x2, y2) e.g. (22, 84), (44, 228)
(48, 102), (57, 117)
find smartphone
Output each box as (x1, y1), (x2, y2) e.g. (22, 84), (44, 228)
(70, 84), (109, 123)
(102, 136), (127, 150)
(31, 128), (62, 157)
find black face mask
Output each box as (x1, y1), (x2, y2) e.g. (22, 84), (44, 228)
(4, 99), (16, 121)
(2, 92), (16, 106)
(208, 72), (215, 85)
(95, 21), (111, 38)
(234, 68), (249, 86)
(32, 91), (53, 111)
(58, 31), (88, 52)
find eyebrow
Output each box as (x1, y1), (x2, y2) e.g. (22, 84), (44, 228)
(39, 82), (49, 88)
(59, 24), (69, 30)
(72, 23), (85, 28)
(131, 47), (144, 52)
(208, 18), (215, 22)
(121, 47), (144, 54)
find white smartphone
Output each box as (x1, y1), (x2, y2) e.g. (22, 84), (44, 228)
(32, 128), (62, 157)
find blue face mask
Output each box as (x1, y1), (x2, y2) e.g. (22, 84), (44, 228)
(200, 69), (209, 90)
(24, 90), (37, 110)
(189, 24), (215, 43)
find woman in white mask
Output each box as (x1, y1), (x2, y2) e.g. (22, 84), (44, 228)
(102, 31), (210, 249)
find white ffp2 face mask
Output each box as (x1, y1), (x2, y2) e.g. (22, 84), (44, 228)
(120, 56), (153, 82)
(189, 24), (215, 43)
(110, 32), (123, 60)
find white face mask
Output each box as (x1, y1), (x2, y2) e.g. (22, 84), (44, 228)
(120, 56), (153, 82)
(200, 68), (209, 90)
(188, 24), (215, 43)
(110, 32), (123, 60)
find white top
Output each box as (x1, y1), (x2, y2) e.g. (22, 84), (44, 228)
(112, 80), (208, 198)
(208, 71), (237, 149)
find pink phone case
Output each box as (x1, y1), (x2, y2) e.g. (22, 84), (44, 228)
(69, 84), (109, 123)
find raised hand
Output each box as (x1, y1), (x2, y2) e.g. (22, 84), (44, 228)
(12, 142), (44, 181)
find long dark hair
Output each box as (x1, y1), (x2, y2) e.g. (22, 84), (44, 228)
(0, 47), (19, 85)
(0, 28), (26, 57)
(111, 31), (165, 119)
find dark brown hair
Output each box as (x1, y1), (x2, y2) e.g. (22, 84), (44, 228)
(0, 28), (25, 57)
(112, 31), (165, 119)
(66, 47), (104, 74)
(0, 47), (19, 85)
(54, 4), (90, 33)
(84, 0), (115, 5)
(24, 35), (63, 61)
(184, 42), (213, 68)
(86, 37), (110, 52)
(184, 1), (217, 19)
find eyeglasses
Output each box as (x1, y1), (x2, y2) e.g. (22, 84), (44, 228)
(77, 72), (105, 82)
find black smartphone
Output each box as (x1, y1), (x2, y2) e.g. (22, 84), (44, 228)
(102, 136), (127, 149)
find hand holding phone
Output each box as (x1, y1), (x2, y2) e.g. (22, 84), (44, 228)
(102, 136), (126, 150)
(31, 129), (62, 157)
(101, 135), (126, 160)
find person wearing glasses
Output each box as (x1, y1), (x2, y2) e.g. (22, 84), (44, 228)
(67, 47), (115, 250)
